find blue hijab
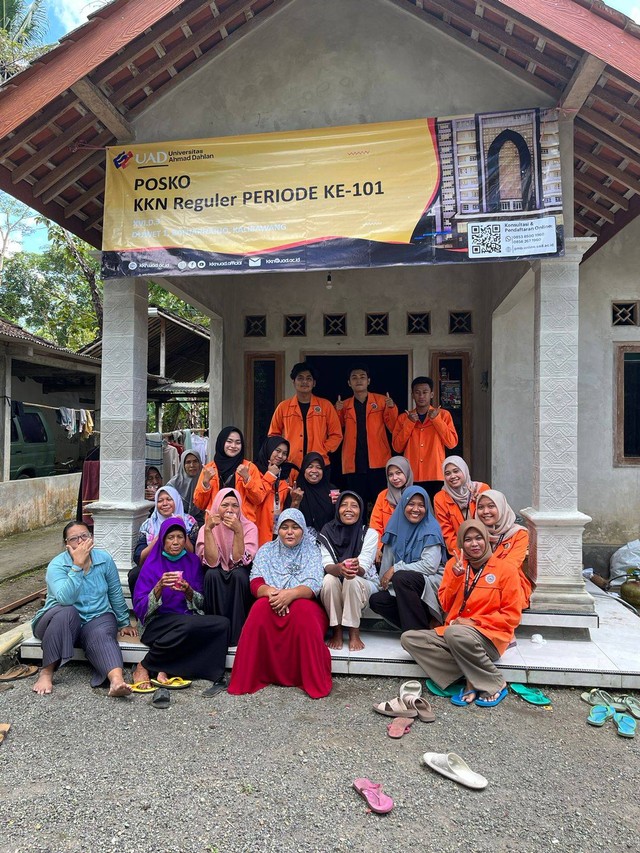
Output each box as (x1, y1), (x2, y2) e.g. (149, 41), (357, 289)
(382, 486), (446, 565)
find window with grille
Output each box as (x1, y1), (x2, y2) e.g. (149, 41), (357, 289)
(244, 315), (267, 337)
(284, 315), (306, 337)
(612, 302), (638, 326)
(615, 345), (640, 465)
(407, 312), (431, 335)
(449, 311), (473, 334)
(365, 313), (389, 336)
(323, 314), (347, 336)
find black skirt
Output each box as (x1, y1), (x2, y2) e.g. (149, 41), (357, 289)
(203, 565), (252, 646)
(140, 612), (229, 682)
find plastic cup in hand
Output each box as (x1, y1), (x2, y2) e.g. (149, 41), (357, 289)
(173, 571), (183, 589)
(330, 489), (340, 503)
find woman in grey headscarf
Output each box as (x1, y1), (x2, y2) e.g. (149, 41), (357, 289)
(166, 451), (204, 525)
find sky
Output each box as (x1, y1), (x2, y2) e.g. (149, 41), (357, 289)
(18, 0), (640, 251)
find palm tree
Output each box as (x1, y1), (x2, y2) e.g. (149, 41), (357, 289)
(0, 0), (49, 81)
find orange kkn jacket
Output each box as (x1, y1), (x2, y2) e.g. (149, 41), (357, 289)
(255, 472), (290, 546)
(337, 393), (398, 474)
(392, 409), (458, 482)
(268, 394), (342, 469)
(433, 484), (491, 555)
(193, 460), (264, 523)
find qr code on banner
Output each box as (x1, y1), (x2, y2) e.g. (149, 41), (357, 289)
(469, 223), (502, 256)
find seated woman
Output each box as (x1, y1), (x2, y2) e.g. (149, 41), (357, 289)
(132, 518), (230, 691)
(193, 426), (263, 523)
(318, 491), (379, 652)
(144, 465), (163, 501)
(286, 451), (335, 536)
(369, 456), (413, 552)
(476, 489), (533, 607)
(129, 486), (198, 596)
(32, 522), (136, 697)
(433, 456), (490, 555)
(369, 486), (447, 633)
(166, 450), (204, 526)
(196, 488), (259, 646)
(227, 509), (332, 699)
(254, 435), (293, 546)
(401, 519), (524, 707)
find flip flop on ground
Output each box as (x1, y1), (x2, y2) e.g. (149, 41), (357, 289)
(509, 683), (551, 706)
(613, 694), (640, 720)
(580, 689), (624, 711)
(421, 752), (488, 790)
(352, 778), (394, 814)
(586, 704), (614, 727)
(612, 712), (636, 738)
(130, 682), (157, 694)
(425, 677), (464, 698)
(0, 664), (38, 682)
(152, 687), (171, 709)
(386, 717), (414, 738)
(450, 689), (477, 707)
(150, 677), (192, 689)
(476, 687), (508, 707)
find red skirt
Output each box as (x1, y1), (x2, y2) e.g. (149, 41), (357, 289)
(227, 597), (332, 699)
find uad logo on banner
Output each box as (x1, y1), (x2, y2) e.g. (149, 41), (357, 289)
(135, 151), (169, 167)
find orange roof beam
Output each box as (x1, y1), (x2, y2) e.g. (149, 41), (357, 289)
(0, 0), (186, 139)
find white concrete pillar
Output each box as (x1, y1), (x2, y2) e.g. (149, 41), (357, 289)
(0, 351), (11, 481)
(208, 314), (223, 454)
(521, 236), (596, 612)
(87, 278), (150, 571)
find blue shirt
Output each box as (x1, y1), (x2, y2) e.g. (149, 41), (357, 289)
(32, 548), (130, 631)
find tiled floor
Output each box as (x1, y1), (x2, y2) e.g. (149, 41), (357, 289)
(19, 581), (640, 689)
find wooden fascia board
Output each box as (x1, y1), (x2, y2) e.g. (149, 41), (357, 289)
(70, 79), (134, 142)
(0, 0), (187, 139)
(496, 0), (640, 84)
(559, 52), (606, 111)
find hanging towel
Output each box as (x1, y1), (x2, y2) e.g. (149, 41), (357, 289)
(145, 432), (164, 469)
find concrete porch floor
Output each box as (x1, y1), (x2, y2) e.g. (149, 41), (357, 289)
(16, 581), (640, 690)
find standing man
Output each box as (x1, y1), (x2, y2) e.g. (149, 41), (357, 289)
(268, 361), (342, 471)
(335, 364), (398, 511)
(392, 376), (458, 502)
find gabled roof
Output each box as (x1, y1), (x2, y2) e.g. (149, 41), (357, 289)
(0, 0), (639, 256)
(0, 314), (98, 359)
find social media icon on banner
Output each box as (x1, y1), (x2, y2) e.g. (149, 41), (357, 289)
(248, 257), (262, 267)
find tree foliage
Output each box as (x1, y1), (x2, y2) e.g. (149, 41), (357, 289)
(0, 0), (49, 81)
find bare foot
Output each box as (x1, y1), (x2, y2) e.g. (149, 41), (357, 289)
(32, 668), (54, 696)
(348, 627), (365, 652)
(326, 627), (344, 650)
(132, 662), (151, 689)
(108, 680), (132, 698)
(155, 671), (170, 684)
(478, 683), (507, 704)
(462, 681), (477, 703)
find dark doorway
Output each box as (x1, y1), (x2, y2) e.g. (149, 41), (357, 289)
(304, 353), (410, 488)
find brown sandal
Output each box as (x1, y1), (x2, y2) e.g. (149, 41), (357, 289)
(405, 695), (436, 723)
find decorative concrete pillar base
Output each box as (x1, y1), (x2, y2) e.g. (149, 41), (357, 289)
(88, 500), (152, 573)
(521, 507), (595, 613)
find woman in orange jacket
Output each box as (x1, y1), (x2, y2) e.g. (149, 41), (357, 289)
(433, 456), (490, 555)
(401, 519), (524, 708)
(254, 436), (294, 546)
(369, 456), (414, 548)
(476, 489), (533, 608)
(193, 427), (264, 523)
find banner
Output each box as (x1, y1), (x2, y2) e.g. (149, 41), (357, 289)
(102, 108), (563, 278)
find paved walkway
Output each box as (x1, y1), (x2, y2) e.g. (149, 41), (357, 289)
(0, 524), (61, 583)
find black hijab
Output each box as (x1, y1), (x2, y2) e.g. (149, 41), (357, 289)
(318, 491), (367, 563)
(255, 435), (297, 481)
(291, 451), (334, 533)
(214, 426), (245, 487)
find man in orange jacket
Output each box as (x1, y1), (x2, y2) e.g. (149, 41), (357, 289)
(392, 376), (458, 502)
(336, 364), (398, 511)
(268, 361), (342, 471)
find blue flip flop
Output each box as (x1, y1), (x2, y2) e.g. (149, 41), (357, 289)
(613, 712), (636, 738)
(587, 704), (614, 727)
(475, 687), (508, 707)
(450, 689), (477, 707)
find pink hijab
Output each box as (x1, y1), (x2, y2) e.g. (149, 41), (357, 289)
(196, 488), (258, 571)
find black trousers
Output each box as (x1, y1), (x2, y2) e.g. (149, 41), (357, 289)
(345, 469), (387, 517)
(369, 570), (432, 632)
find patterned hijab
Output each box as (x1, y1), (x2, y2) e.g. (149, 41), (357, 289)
(385, 456), (414, 508)
(318, 491), (367, 564)
(456, 519), (493, 570)
(476, 489), (526, 544)
(140, 485), (196, 543)
(441, 455), (481, 510)
(250, 508), (323, 595)
(382, 486), (446, 565)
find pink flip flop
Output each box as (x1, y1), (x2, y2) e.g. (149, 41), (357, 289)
(352, 778), (394, 814)
(386, 717), (414, 738)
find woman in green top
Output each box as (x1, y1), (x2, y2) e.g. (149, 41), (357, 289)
(31, 521), (137, 696)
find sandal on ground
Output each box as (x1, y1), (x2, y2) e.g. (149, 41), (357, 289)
(425, 677), (464, 698)
(130, 682), (157, 694)
(386, 717), (414, 738)
(152, 687), (171, 709)
(0, 664), (38, 682)
(613, 694), (640, 720)
(580, 689), (623, 710)
(0, 723), (10, 746)
(404, 695), (436, 722)
(586, 704), (614, 727)
(421, 752), (488, 790)
(202, 674), (228, 698)
(372, 696), (418, 718)
(150, 677), (192, 690)
(612, 712), (636, 738)
(352, 778), (394, 814)
(475, 687), (508, 707)
(509, 683), (551, 706)
(398, 680), (422, 703)
(450, 689), (477, 707)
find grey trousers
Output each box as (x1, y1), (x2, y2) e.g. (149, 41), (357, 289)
(34, 604), (125, 687)
(401, 624), (504, 696)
